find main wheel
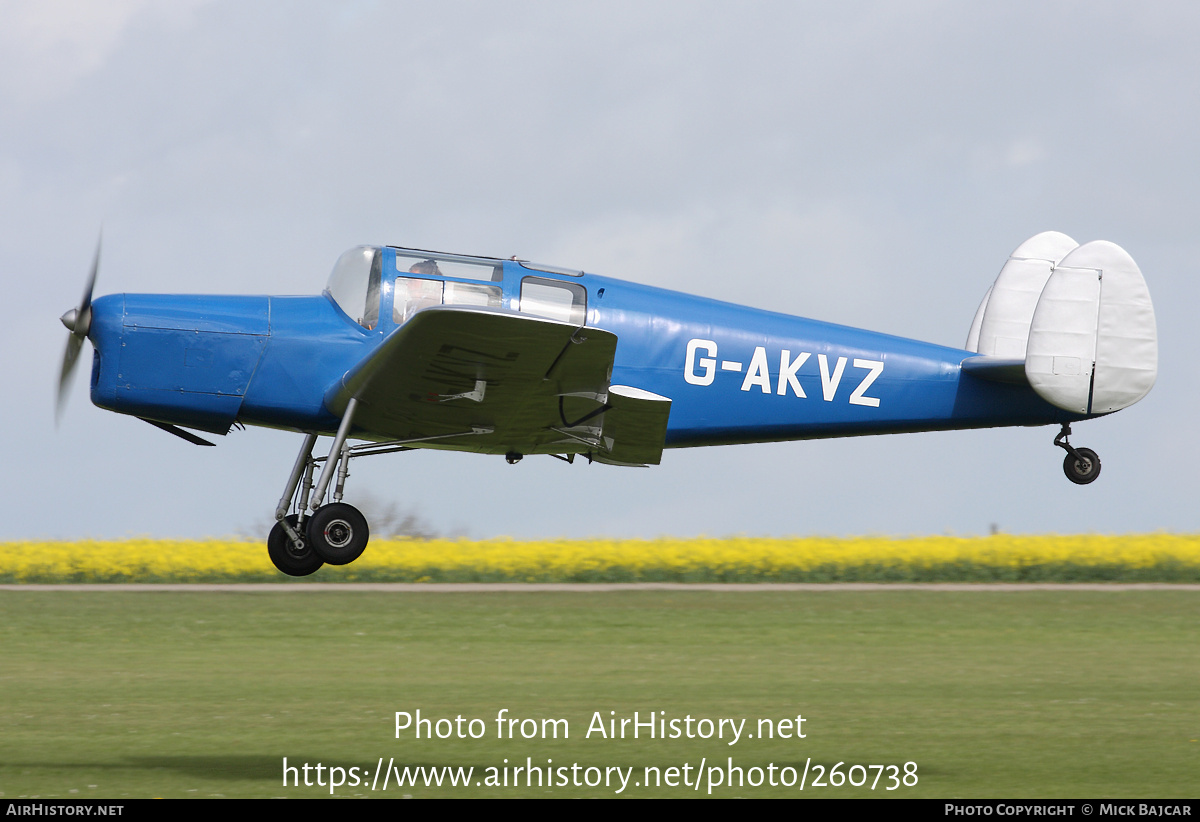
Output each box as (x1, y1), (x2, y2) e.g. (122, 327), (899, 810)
(267, 514), (324, 577)
(1063, 447), (1101, 485)
(307, 503), (369, 565)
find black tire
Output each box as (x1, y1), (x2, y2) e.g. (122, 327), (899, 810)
(307, 503), (369, 565)
(267, 514), (324, 577)
(1063, 447), (1101, 485)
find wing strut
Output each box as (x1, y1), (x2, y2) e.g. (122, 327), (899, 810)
(558, 394), (611, 428)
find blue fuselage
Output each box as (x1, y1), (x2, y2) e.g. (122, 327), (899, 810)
(86, 257), (1080, 446)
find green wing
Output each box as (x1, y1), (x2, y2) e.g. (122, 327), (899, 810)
(323, 306), (671, 464)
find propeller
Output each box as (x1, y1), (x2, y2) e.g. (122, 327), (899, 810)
(57, 235), (101, 423)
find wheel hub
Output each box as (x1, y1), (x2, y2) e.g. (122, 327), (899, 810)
(324, 519), (354, 548)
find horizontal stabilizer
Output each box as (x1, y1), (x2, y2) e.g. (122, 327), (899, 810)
(959, 357), (1027, 385)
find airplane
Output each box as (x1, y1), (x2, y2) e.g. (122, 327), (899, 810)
(57, 230), (1157, 576)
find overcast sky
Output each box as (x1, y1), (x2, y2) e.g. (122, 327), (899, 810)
(5, 1), (1197, 541)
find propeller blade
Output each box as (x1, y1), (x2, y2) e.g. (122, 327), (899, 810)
(56, 334), (84, 424)
(56, 234), (102, 424)
(80, 233), (100, 319)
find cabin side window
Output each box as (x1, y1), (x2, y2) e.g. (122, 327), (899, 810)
(393, 278), (503, 324)
(393, 277), (444, 325)
(445, 281), (502, 309)
(519, 277), (586, 325)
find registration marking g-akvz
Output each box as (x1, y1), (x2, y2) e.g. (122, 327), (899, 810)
(683, 339), (884, 407)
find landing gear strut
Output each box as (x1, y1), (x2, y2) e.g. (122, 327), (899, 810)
(1054, 424), (1101, 485)
(265, 410), (497, 575)
(268, 408), (371, 575)
(269, 451), (369, 575)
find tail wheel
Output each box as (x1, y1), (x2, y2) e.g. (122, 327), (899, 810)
(307, 503), (369, 565)
(1063, 447), (1101, 485)
(267, 514), (324, 576)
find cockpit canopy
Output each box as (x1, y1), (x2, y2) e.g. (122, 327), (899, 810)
(326, 245), (587, 330)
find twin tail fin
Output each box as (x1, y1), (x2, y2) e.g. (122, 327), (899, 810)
(964, 231), (1157, 415)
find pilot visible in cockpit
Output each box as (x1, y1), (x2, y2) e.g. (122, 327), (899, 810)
(408, 259), (443, 277)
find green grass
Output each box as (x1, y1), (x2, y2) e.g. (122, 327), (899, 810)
(0, 590), (1196, 798)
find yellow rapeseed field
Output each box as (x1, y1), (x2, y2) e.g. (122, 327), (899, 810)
(1, 534), (1198, 583)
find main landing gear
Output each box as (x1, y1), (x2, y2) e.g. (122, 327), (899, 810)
(268, 404), (375, 576)
(268, 431), (366, 577)
(1054, 423), (1101, 485)
(267, 399), (496, 576)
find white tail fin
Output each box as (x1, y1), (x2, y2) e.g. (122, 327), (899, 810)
(1025, 241), (1157, 414)
(966, 231), (1078, 355)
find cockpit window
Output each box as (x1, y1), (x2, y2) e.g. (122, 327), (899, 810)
(393, 277), (502, 324)
(326, 246), (382, 329)
(394, 277), (444, 325)
(393, 251), (502, 282)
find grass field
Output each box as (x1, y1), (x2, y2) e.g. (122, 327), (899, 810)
(0, 589), (1196, 798)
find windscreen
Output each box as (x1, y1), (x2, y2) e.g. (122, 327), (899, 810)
(326, 246), (382, 328)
